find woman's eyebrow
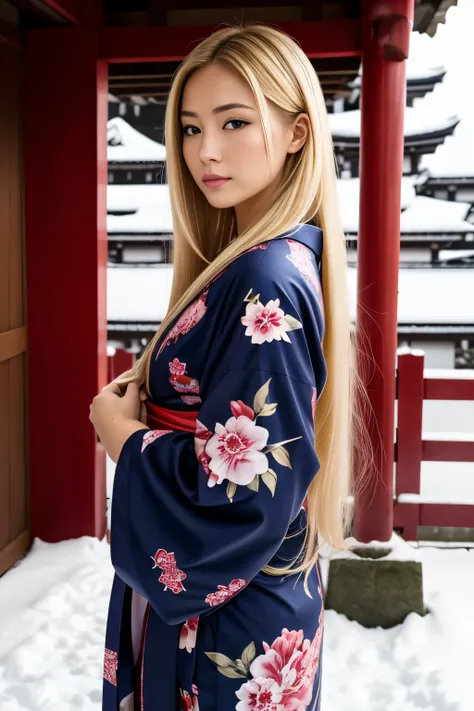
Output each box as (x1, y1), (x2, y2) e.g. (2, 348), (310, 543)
(180, 103), (256, 117)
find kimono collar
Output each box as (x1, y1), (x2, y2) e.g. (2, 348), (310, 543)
(275, 223), (323, 260)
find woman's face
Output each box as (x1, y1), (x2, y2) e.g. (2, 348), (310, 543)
(180, 62), (308, 235)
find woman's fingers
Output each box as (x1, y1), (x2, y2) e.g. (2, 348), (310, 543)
(101, 381), (122, 395)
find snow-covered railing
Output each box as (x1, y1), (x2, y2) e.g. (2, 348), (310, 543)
(394, 349), (474, 539)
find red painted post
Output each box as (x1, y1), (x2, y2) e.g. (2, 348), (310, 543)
(353, 0), (414, 542)
(24, 27), (108, 541)
(394, 351), (424, 540)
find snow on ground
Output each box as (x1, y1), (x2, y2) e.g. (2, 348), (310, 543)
(0, 534), (473, 710)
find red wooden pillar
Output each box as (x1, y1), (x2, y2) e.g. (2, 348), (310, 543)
(353, 0), (414, 542)
(24, 27), (108, 541)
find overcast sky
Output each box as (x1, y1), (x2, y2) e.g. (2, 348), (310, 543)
(412, 0), (474, 175)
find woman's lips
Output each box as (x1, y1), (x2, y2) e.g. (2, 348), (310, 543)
(203, 178), (231, 188)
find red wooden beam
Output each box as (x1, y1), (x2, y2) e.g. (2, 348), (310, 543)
(424, 377), (474, 401)
(24, 27), (108, 541)
(422, 439), (474, 463)
(100, 19), (361, 63)
(40, 0), (81, 24)
(395, 353), (424, 496)
(420, 504), (474, 528)
(353, 0), (414, 543)
(394, 502), (474, 532)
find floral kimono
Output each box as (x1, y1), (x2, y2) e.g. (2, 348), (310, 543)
(103, 223), (327, 711)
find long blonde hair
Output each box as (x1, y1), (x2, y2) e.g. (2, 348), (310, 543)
(114, 22), (365, 590)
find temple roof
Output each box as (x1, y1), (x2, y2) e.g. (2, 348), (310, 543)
(106, 181), (474, 237)
(340, 179), (473, 235)
(329, 107), (459, 142)
(108, 117), (166, 163)
(107, 261), (474, 327)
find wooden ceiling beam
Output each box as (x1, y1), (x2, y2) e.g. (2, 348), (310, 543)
(37, 0), (81, 24)
(100, 18), (361, 63)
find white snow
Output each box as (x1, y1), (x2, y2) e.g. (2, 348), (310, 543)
(416, 3), (474, 178)
(338, 181), (473, 234)
(1, 534), (473, 710)
(107, 117), (166, 163)
(346, 267), (474, 324)
(328, 106), (459, 140)
(107, 204), (173, 235)
(421, 114), (474, 178)
(337, 177), (416, 233)
(107, 184), (169, 213)
(107, 265), (173, 322)
(400, 196), (473, 233)
(107, 263), (474, 326)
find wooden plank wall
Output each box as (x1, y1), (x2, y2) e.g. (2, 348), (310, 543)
(0, 24), (30, 576)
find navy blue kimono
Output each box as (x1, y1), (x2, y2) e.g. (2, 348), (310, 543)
(103, 223), (327, 711)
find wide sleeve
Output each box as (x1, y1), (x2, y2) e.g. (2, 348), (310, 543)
(110, 260), (327, 626)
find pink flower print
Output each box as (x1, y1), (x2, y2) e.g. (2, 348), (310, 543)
(205, 415), (269, 487)
(205, 578), (247, 607)
(230, 399), (255, 420)
(157, 290), (208, 356)
(286, 240), (322, 300)
(179, 689), (200, 711)
(169, 358), (187, 375)
(311, 387), (317, 418)
(179, 616), (199, 653)
(182, 395), (202, 405)
(168, 358), (201, 404)
(194, 419), (215, 482)
(241, 298), (292, 345)
(235, 677), (284, 711)
(141, 429), (172, 452)
(103, 648), (118, 686)
(248, 621), (324, 711)
(151, 549), (187, 594)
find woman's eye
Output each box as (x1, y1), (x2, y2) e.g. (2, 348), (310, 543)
(182, 120), (248, 136)
(224, 119), (248, 130)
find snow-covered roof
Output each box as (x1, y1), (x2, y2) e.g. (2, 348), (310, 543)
(107, 204), (173, 235)
(421, 117), (474, 178)
(405, 65), (446, 82)
(329, 107), (459, 140)
(108, 265), (174, 322)
(347, 267), (474, 325)
(337, 178), (416, 232)
(351, 64), (445, 89)
(339, 180), (473, 234)
(107, 117), (166, 163)
(438, 249), (474, 261)
(108, 264), (474, 326)
(400, 196), (473, 233)
(107, 184), (168, 212)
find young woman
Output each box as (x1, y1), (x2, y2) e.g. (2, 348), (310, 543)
(90, 22), (355, 711)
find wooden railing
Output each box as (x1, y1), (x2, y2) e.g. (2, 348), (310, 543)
(107, 347), (135, 383)
(394, 349), (474, 540)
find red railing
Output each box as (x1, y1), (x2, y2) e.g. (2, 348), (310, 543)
(107, 347), (135, 383)
(394, 350), (474, 540)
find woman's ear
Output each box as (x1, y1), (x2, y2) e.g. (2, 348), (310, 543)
(287, 113), (310, 155)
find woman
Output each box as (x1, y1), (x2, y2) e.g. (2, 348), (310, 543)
(90, 23), (355, 711)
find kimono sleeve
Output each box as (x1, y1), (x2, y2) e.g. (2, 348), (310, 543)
(110, 265), (326, 626)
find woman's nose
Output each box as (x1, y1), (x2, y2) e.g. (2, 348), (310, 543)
(198, 132), (222, 164)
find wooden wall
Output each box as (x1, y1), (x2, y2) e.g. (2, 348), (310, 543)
(0, 24), (30, 576)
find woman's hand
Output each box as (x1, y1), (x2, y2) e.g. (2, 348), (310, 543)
(89, 381), (150, 463)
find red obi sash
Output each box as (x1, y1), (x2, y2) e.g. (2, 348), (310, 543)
(145, 401), (199, 433)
